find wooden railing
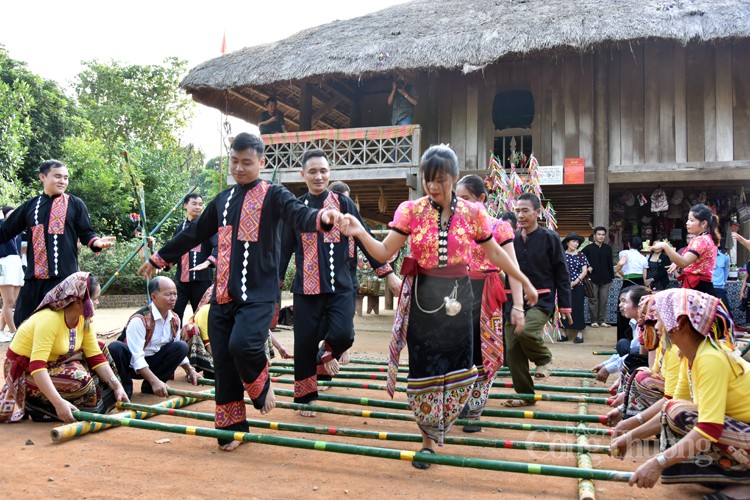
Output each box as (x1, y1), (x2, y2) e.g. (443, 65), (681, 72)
(260, 125), (421, 174)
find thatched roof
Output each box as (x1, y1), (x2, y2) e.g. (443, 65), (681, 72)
(182, 0), (750, 91)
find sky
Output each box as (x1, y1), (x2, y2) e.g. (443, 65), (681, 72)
(0, 0), (409, 159)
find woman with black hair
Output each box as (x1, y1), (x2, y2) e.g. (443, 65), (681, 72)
(340, 145), (537, 469)
(650, 203), (719, 295)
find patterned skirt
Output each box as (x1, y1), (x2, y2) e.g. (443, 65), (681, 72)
(622, 367), (665, 418)
(0, 343), (117, 423)
(406, 275), (477, 445)
(463, 366), (496, 419)
(660, 400), (750, 485)
(186, 335), (214, 378)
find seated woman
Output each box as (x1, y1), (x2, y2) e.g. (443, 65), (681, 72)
(611, 289), (749, 498)
(606, 295), (681, 430)
(0, 272), (128, 423)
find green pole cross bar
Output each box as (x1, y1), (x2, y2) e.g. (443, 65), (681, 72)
(70, 411), (632, 482)
(116, 402), (610, 454)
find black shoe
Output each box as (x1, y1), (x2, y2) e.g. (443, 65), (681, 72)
(559, 335), (569, 342)
(574, 336), (584, 344)
(462, 419), (482, 433)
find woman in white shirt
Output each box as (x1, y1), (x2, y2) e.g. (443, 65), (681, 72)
(614, 236), (648, 342)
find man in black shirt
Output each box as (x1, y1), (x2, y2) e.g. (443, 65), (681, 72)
(504, 193), (572, 403)
(258, 97), (286, 135)
(581, 226), (615, 328)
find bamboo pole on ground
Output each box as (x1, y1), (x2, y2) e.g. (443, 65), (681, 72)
(117, 402), (610, 454)
(70, 411), (633, 482)
(269, 363), (596, 378)
(50, 390), (211, 443)
(167, 388), (613, 436)
(267, 376), (610, 405)
(576, 380), (596, 500)
(193, 381), (609, 425)
(592, 351), (617, 355)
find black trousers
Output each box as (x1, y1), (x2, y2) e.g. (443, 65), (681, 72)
(173, 279), (212, 322)
(14, 277), (63, 327)
(209, 300), (275, 441)
(108, 340), (189, 398)
(293, 292), (355, 404)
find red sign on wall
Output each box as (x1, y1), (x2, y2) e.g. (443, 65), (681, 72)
(564, 158), (585, 184)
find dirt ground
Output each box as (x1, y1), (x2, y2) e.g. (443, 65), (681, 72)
(0, 300), (708, 499)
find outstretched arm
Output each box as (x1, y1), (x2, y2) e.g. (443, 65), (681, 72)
(479, 238), (538, 306)
(340, 214), (406, 263)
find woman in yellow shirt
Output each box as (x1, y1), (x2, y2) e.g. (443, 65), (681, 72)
(612, 289), (750, 498)
(0, 272), (128, 423)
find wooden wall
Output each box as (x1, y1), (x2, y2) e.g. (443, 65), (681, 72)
(427, 39), (750, 178)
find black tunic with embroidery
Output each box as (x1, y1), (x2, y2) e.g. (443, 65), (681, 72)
(150, 179), (328, 304)
(278, 190), (392, 295)
(172, 219), (218, 283)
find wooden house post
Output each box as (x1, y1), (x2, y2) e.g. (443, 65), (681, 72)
(593, 51), (610, 229)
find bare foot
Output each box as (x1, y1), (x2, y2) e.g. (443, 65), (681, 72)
(219, 440), (243, 452)
(318, 383), (331, 392)
(299, 400), (317, 417)
(340, 349), (351, 365)
(260, 387), (275, 415)
(323, 357), (340, 376)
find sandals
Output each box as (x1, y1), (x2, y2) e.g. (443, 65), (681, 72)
(502, 399), (535, 408)
(412, 447), (435, 470)
(574, 336), (584, 344)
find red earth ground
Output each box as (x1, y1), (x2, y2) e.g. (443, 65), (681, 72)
(0, 301), (707, 499)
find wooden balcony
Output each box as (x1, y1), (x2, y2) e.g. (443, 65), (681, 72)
(256, 125), (422, 224)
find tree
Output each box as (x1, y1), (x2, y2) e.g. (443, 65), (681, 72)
(0, 47), (86, 186)
(74, 58), (193, 153)
(0, 78), (33, 205)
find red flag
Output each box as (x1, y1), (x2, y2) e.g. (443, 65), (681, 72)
(220, 32), (226, 55)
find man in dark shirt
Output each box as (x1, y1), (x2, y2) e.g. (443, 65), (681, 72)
(0, 160), (116, 326)
(581, 226), (615, 328)
(504, 193), (572, 402)
(258, 97), (286, 135)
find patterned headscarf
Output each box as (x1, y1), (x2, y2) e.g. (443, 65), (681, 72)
(34, 272), (95, 318)
(636, 294), (659, 350)
(653, 288), (734, 347)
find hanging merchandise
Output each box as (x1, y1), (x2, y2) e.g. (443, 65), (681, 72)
(666, 203), (682, 219)
(650, 188), (668, 213)
(670, 189), (684, 205)
(623, 191), (636, 207)
(637, 193), (648, 207)
(738, 188), (750, 223)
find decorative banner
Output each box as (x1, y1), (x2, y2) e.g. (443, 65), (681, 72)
(564, 158), (585, 184)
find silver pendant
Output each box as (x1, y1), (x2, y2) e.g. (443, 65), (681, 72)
(443, 281), (461, 316)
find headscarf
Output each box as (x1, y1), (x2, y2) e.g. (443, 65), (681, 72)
(636, 294), (659, 350)
(34, 272), (95, 319)
(653, 288), (734, 348)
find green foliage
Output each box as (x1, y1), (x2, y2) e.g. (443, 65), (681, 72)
(78, 240), (173, 296)
(0, 77), (33, 205)
(74, 58), (193, 153)
(0, 47), (86, 186)
(282, 261), (295, 291)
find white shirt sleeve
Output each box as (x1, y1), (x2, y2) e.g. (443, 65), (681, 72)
(603, 354), (624, 374)
(125, 317), (150, 372)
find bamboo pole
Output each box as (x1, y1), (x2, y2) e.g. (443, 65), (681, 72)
(50, 390), (210, 443)
(71, 411), (633, 482)
(194, 381), (609, 425)
(345, 359), (595, 374)
(267, 376), (610, 405)
(270, 363), (596, 378)
(265, 367), (609, 393)
(167, 388), (613, 436)
(576, 380), (596, 500)
(592, 351), (617, 356)
(117, 402), (610, 454)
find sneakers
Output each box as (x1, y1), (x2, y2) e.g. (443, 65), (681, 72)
(599, 323), (610, 328)
(534, 362), (552, 378)
(590, 323), (599, 328)
(0, 332), (14, 343)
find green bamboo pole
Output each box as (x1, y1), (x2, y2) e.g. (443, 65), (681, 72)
(269, 363), (596, 378)
(576, 380), (596, 500)
(99, 184), (198, 294)
(117, 402), (610, 454)
(71, 411), (632, 482)
(50, 390), (209, 443)
(345, 359), (594, 374)
(194, 380), (608, 425)
(266, 367), (608, 393)
(168, 388), (613, 436)
(267, 376), (609, 405)
(592, 351), (617, 356)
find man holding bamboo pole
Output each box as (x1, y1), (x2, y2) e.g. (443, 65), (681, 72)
(138, 133), (342, 451)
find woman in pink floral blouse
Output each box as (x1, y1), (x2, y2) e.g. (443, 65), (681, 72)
(340, 145), (537, 470)
(649, 203), (719, 296)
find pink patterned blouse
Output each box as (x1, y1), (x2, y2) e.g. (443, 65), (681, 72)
(469, 216), (515, 272)
(389, 196), (493, 269)
(682, 232), (717, 279)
